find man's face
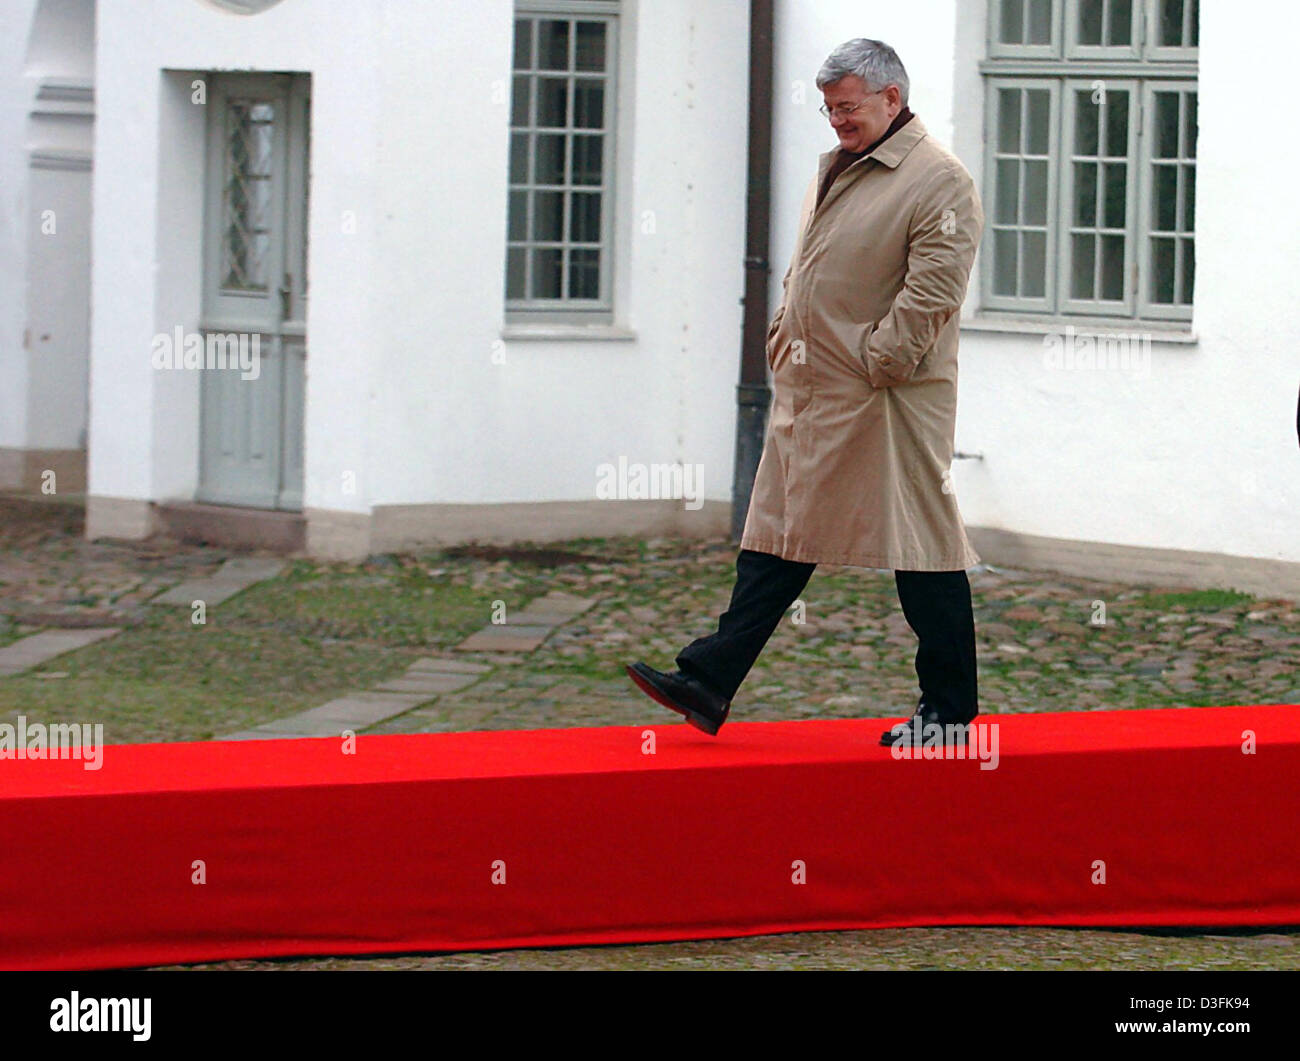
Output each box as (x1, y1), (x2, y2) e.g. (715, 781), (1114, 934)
(821, 75), (902, 153)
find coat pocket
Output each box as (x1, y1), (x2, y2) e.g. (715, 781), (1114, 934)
(765, 308), (787, 370)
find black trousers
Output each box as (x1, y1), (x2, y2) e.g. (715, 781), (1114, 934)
(675, 548), (978, 720)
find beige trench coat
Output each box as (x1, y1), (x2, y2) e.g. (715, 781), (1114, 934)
(740, 116), (984, 571)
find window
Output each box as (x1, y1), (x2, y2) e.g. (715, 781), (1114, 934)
(983, 0), (1198, 321)
(506, 1), (618, 320)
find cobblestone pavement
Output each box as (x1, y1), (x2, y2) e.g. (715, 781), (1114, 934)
(0, 494), (232, 649)
(365, 541), (1300, 737)
(164, 926), (1300, 971)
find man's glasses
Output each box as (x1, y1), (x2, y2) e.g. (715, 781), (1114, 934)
(819, 89), (886, 120)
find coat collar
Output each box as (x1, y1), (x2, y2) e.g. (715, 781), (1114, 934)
(816, 114), (930, 188)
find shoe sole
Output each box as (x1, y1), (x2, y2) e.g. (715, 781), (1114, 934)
(625, 664), (725, 737)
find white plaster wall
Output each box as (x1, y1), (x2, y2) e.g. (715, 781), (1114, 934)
(0, 1), (40, 454)
(365, 0), (750, 508)
(90, 0), (383, 511)
(24, 164), (91, 450)
(150, 70), (207, 501)
(92, 0), (750, 516)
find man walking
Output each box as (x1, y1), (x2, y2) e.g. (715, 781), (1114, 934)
(628, 39), (983, 748)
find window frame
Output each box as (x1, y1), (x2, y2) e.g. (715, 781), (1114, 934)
(1136, 78), (1198, 320)
(981, 0), (1198, 324)
(988, 0), (1061, 60)
(1064, 0), (1142, 60)
(506, 0), (620, 324)
(1057, 77), (1140, 317)
(982, 78), (1061, 313)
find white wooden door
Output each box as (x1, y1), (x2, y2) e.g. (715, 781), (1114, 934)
(198, 72), (309, 510)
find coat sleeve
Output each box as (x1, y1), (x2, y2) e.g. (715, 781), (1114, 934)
(861, 159), (984, 388)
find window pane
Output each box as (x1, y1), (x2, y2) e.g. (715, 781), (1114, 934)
(1072, 233), (1097, 298)
(1180, 237), (1195, 303)
(1021, 230), (1046, 297)
(1026, 90), (1050, 154)
(511, 75), (530, 127)
(531, 247), (563, 298)
(1154, 92), (1179, 158)
(1074, 161), (1098, 226)
(1078, 0), (1103, 44)
(1150, 237), (1175, 302)
(994, 230), (1019, 295)
(1160, 0), (1185, 46)
(508, 190), (527, 241)
(1109, 0), (1132, 45)
(1105, 92), (1128, 157)
(1184, 93), (1197, 158)
(1000, 0), (1025, 44)
(535, 134), (565, 184)
(574, 80), (604, 129)
(221, 99), (275, 292)
(1075, 91), (1099, 156)
(513, 19), (532, 70)
(537, 20), (569, 70)
(1103, 162), (1126, 228)
(572, 135), (603, 186)
(509, 133), (529, 183)
(1152, 165), (1177, 231)
(998, 89), (1021, 152)
(506, 246), (526, 299)
(570, 191), (601, 242)
(1189, 0), (1199, 45)
(537, 77), (568, 127)
(569, 248), (600, 299)
(1182, 164), (1196, 231)
(574, 22), (606, 72)
(1028, 0), (1052, 43)
(996, 158), (1020, 224)
(1023, 160), (1048, 225)
(1100, 234), (1124, 300)
(533, 190), (564, 241)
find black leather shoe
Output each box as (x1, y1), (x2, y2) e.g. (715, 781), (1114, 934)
(880, 699), (978, 747)
(626, 662), (731, 736)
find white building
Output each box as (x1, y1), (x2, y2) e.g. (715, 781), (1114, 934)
(2, 0), (1297, 596)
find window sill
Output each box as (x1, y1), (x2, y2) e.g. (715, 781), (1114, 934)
(962, 313), (1198, 344)
(501, 323), (637, 342)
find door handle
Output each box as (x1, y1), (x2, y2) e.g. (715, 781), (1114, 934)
(278, 272), (292, 320)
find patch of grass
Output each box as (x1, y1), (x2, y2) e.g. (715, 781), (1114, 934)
(0, 564), (545, 742)
(1130, 588), (1255, 612)
(215, 562), (521, 648)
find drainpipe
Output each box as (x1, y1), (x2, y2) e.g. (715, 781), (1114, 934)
(730, 0), (775, 542)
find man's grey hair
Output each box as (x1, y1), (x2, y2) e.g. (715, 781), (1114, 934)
(815, 38), (909, 106)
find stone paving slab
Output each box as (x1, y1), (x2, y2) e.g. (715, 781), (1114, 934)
(0, 628), (121, 677)
(150, 557), (285, 607)
(455, 624), (555, 652)
(217, 655), (496, 741)
(218, 730), (298, 742)
(407, 657), (494, 675)
(247, 692), (432, 735)
(372, 673), (478, 694)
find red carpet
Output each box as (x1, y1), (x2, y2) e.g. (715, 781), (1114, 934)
(2, 705), (1298, 970)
